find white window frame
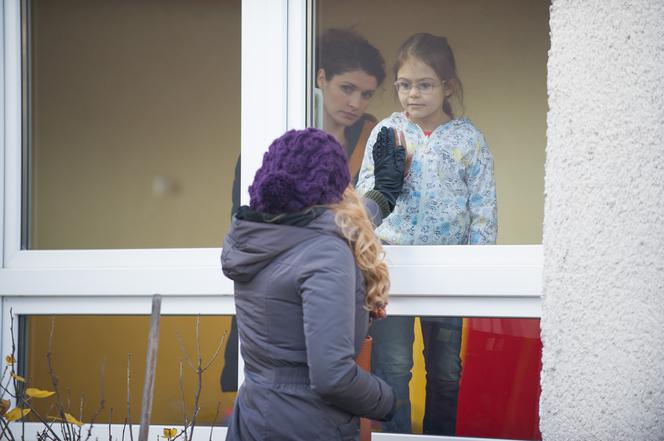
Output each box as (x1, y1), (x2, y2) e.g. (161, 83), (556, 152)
(0, 0), (543, 439)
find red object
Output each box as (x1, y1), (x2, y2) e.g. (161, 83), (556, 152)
(456, 318), (543, 440)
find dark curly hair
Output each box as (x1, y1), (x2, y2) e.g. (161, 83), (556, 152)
(316, 28), (386, 86)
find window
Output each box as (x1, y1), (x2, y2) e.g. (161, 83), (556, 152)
(308, 0), (548, 437)
(21, 315), (237, 428)
(1, 1), (546, 439)
(24, 0), (241, 250)
(311, 0), (548, 245)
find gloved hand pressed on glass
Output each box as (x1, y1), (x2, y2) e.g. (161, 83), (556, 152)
(371, 126), (406, 214)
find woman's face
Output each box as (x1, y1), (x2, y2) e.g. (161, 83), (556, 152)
(317, 68), (378, 128)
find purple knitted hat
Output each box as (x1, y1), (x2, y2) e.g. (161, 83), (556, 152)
(249, 128), (350, 214)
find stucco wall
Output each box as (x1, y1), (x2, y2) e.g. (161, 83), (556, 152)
(541, 1), (664, 439)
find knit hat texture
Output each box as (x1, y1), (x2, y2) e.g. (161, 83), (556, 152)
(249, 128), (350, 214)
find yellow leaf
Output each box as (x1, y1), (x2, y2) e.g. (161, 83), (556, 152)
(64, 412), (83, 427)
(5, 355), (15, 365)
(162, 427), (178, 438)
(47, 415), (63, 422)
(11, 373), (25, 383)
(26, 388), (55, 398)
(4, 407), (30, 421)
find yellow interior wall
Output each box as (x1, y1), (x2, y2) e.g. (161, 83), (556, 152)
(318, 0), (550, 244)
(26, 315), (236, 426)
(30, 0), (241, 249)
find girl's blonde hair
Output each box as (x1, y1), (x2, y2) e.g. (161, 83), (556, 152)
(330, 187), (389, 313)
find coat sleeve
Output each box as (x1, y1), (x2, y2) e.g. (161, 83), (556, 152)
(355, 123), (381, 196)
(298, 237), (394, 420)
(465, 133), (497, 245)
(362, 197), (382, 228)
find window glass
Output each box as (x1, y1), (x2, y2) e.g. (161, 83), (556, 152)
(25, 0), (241, 249)
(313, 0), (549, 245)
(18, 315), (237, 427)
(370, 316), (542, 439)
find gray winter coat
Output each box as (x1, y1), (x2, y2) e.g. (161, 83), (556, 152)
(221, 208), (395, 441)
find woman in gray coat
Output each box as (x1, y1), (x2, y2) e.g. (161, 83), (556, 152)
(222, 128), (402, 440)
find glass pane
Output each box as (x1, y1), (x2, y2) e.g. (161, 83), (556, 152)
(16, 315), (238, 428)
(369, 316), (542, 439)
(25, 0), (241, 249)
(313, 0), (549, 244)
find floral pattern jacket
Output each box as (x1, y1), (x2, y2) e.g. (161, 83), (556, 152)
(356, 112), (497, 245)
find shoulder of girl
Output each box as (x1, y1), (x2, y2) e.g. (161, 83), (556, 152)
(454, 118), (483, 135)
(467, 118), (484, 131)
(380, 112), (402, 124)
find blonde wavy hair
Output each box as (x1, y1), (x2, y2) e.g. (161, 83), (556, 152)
(330, 187), (390, 316)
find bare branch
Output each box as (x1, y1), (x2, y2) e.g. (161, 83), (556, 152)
(174, 333), (195, 371)
(195, 317), (202, 374)
(126, 353), (134, 441)
(121, 417), (128, 441)
(108, 407), (113, 441)
(187, 317), (203, 441)
(202, 330), (227, 372)
(78, 393), (85, 441)
(15, 393), (62, 441)
(208, 402), (221, 441)
(1, 365), (14, 400)
(0, 416), (17, 441)
(177, 361), (189, 440)
(46, 316), (72, 441)
(83, 363), (107, 441)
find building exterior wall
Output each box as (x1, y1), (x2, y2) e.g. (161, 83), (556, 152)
(541, 1), (664, 439)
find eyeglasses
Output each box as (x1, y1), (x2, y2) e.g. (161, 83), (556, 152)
(394, 79), (445, 95)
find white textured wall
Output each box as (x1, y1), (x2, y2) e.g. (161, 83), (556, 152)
(541, 1), (664, 439)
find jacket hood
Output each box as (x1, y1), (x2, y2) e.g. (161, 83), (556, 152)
(221, 207), (341, 283)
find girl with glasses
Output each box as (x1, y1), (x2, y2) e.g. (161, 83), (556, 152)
(356, 33), (497, 435)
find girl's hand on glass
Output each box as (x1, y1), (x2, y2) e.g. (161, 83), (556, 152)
(395, 129), (412, 177)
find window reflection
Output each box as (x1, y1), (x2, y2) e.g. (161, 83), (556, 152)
(370, 316), (542, 439)
(314, 29), (386, 185)
(21, 315), (237, 427)
(314, 0), (549, 244)
(354, 33), (498, 246)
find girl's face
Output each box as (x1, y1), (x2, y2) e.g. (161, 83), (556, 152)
(317, 68), (378, 129)
(396, 56), (451, 130)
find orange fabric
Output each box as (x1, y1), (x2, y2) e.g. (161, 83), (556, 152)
(357, 336), (373, 441)
(348, 120), (375, 179)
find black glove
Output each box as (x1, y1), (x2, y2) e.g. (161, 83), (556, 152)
(372, 126), (406, 211)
